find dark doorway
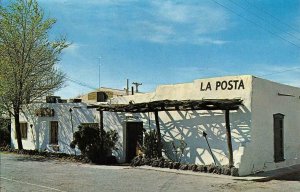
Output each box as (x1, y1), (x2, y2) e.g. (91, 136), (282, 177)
(126, 122), (143, 163)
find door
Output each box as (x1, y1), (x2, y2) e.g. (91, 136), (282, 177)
(126, 122), (143, 163)
(50, 121), (58, 145)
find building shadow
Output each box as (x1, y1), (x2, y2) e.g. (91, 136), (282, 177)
(128, 106), (251, 166)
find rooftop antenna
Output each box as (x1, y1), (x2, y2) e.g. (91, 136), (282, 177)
(98, 56), (102, 90)
(132, 82), (142, 93)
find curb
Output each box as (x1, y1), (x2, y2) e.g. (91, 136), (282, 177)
(132, 165), (299, 181)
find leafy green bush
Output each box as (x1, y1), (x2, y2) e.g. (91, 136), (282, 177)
(142, 130), (161, 158)
(70, 125), (118, 164)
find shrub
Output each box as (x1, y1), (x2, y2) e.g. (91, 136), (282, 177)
(0, 120), (10, 147)
(142, 130), (161, 158)
(171, 137), (187, 163)
(70, 125), (118, 164)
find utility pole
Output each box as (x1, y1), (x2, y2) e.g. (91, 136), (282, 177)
(132, 82), (142, 93)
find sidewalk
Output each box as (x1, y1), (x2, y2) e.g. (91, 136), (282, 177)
(248, 164), (300, 181)
(134, 164), (300, 181)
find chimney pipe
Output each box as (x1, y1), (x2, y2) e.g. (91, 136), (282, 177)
(126, 79), (129, 95)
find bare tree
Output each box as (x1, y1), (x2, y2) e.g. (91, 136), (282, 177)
(0, 0), (69, 149)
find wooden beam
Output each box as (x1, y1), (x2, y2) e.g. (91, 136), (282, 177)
(99, 110), (104, 155)
(154, 110), (162, 158)
(225, 109), (234, 167)
(96, 99), (243, 112)
(99, 110), (104, 133)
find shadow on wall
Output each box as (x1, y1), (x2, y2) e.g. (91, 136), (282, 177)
(22, 103), (97, 154)
(108, 106), (251, 165)
(105, 112), (126, 162)
(160, 106), (251, 165)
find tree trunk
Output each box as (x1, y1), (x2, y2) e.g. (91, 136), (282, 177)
(14, 107), (23, 150)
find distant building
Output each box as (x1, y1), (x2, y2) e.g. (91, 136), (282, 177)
(77, 87), (127, 104)
(10, 99), (99, 154)
(10, 87), (127, 153)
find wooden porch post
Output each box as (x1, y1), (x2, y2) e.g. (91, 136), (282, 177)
(99, 110), (104, 156)
(225, 109), (234, 167)
(154, 110), (162, 157)
(99, 110), (104, 133)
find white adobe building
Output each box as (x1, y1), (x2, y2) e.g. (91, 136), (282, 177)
(10, 88), (125, 153)
(100, 75), (300, 176)
(11, 102), (99, 154)
(11, 75), (300, 176)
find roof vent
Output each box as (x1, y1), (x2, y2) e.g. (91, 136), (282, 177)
(46, 96), (61, 103)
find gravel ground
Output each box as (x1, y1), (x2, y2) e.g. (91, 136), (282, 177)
(0, 153), (299, 192)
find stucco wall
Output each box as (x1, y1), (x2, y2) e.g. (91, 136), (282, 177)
(239, 77), (300, 175)
(10, 75), (299, 176)
(11, 103), (99, 154)
(106, 75), (253, 168)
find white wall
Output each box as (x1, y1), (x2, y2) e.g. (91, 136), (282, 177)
(105, 75), (253, 168)
(11, 103), (99, 154)
(239, 77), (300, 175)
(11, 75), (299, 176)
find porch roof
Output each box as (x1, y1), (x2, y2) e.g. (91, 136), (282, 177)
(91, 99), (243, 112)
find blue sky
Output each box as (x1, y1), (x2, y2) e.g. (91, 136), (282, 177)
(4, 0), (300, 98)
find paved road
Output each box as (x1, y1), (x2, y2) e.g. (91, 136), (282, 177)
(1, 153), (299, 192)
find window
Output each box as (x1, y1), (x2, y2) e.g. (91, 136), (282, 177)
(50, 121), (58, 145)
(15, 123), (28, 139)
(273, 113), (284, 162)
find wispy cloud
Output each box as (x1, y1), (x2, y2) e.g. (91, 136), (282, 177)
(152, 1), (229, 31)
(63, 43), (81, 54)
(38, 0), (231, 46)
(123, 1), (231, 45)
(153, 1), (191, 23)
(39, 0), (137, 6)
(132, 1), (231, 45)
(133, 21), (175, 43)
(169, 66), (230, 81)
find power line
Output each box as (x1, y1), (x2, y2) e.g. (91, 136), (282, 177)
(211, 0), (300, 50)
(226, 0), (300, 42)
(65, 76), (98, 90)
(244, 0), (300, 36)
(260, 67), (300, 77)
